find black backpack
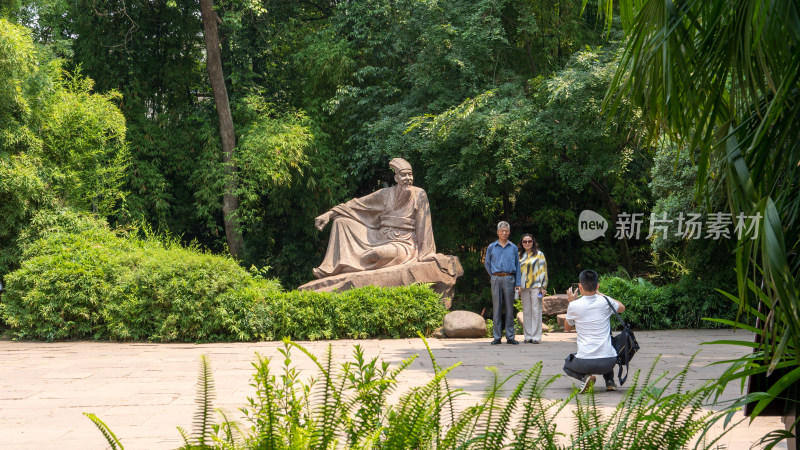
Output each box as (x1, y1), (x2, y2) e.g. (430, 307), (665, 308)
(603, 296), (640, 385)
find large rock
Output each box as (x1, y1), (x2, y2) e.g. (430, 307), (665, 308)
(442, 311), (486, 338)
(543, 294), (569, 315)
(556, 313), (575, 332)
(298, 255), (463, 307)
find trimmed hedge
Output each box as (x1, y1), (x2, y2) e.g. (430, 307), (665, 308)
(0, 223), (447, 342)
(599, 276), (738, 330)
(246, 285), (448, 341)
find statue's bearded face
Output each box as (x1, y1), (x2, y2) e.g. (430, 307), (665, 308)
(395, 169), (413, 189)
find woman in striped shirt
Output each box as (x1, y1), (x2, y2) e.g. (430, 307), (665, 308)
(519, 234), (548, 344)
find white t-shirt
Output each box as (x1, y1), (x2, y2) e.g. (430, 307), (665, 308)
(565, 294), (620, 359)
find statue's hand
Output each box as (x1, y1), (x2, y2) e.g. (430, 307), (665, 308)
(315, 211), (332, 231)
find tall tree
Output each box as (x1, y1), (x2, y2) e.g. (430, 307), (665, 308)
(200, 0), (243, 258)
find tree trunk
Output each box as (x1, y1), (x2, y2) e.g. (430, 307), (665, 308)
(199, 0), (244, 259)
(525, 34), (536, 76)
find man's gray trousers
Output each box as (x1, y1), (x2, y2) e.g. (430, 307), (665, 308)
(563, 354), (616, 382)
(491, 274), (516, 340)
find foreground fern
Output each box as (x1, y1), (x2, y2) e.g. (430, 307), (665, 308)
(85, 339), (742, 449)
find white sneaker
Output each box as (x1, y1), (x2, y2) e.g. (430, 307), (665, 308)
(579, 374), (596, 394)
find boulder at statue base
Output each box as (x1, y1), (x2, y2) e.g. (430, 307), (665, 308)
(442, 311), (486, 338)
(298, 255), (463, 308)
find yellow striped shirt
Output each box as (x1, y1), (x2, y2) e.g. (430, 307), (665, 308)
(520, 250), (548, 289)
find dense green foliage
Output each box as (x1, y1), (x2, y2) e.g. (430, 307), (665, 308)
(0, 18), (128, 276)
(0, 219), (446, 341)
(599, 276), (737, 330)
(8, 0), (659, 294)
(86, 342), (741, 449)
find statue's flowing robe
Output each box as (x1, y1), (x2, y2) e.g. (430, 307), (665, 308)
(313, 185), (436, 278)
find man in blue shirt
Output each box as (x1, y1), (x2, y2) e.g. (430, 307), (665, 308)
(484, 221), (522, 344)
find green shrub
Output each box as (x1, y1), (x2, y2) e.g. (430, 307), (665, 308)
(245, 284), (447, 341)
(599, 276), (738, 330)
(0, 223), (447, 341)
(0, 20), (128, 279)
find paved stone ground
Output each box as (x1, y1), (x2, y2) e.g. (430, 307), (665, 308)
(0, 329), (786, 449)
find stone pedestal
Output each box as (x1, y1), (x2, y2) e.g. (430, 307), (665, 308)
(298, 255), (463, 308)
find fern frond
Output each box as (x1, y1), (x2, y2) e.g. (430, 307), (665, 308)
(418, 333), (458, 446)
(177, 426), (191, 447)
(382, 363), (461, 448)
(587, 353), (747, 449)
(241, 353), (282, 448)
(192, 354), (216, 447)
(468, 366), (530, 448)
(290, 341), (347, 449)
(346, 353), (415, 446)
(514, 365), (569, 449)
(214, 408), (242, 446)
(439, 405), (482, 448)
(348, 426), (383, 450)
(485, 367), (537, 448)
(83, 412), (124, 450)
(571, 387), (604, 449)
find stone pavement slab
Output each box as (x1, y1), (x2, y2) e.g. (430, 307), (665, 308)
(0, 329), (786, 449)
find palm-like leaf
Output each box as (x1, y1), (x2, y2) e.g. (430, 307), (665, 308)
(589, 0), (800, 422)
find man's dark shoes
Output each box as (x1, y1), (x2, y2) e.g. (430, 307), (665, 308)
(490, 339), (502, 345)
(507, 338), (519, 345)
(606, 380), (617, 391)
(578, 374), (596, 394)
